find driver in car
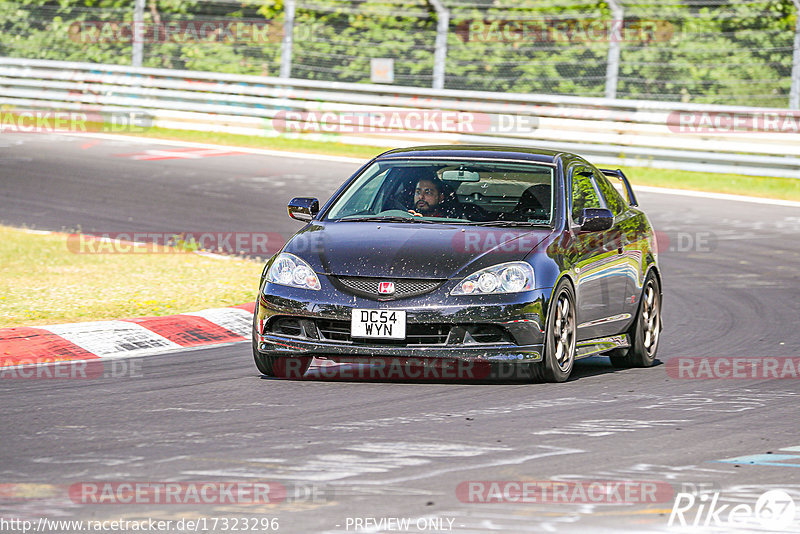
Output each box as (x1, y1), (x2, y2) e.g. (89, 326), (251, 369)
(408, 178), (445, 217)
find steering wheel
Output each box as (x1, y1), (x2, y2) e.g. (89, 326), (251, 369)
(385, 196), (411, 212)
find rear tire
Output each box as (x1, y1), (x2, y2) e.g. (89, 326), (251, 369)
(609, 272), (661, 368)
(532, 280), (577, 383)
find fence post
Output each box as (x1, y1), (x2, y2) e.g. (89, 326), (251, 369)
(791, 1), (800, 109)
(132, 0), (145, 67)
(280, 0), (296, 79)
(428, 0), (449, 90)
(605, 0), (623, 99)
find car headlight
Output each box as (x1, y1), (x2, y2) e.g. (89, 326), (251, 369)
(266, 253), (321, 290)
(451, 261), (534, 295)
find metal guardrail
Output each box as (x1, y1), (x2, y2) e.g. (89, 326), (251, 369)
(1, 57), (799, 178)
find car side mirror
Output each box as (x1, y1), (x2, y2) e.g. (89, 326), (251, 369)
(287, 197), (319, 222)
(579, 208), (613, 232)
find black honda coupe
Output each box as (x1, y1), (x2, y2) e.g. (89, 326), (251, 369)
(253, 146), (662, 382)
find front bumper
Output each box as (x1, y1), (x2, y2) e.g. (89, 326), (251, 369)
(258, 334), (544, 362)
(255, 280), (552, 364)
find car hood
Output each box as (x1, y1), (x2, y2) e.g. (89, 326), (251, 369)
(282, 222), (552, 279)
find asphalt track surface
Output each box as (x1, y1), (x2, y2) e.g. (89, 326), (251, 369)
(1, 133), (800, 533)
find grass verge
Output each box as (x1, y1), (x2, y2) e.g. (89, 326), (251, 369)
(0, 225), (261, 328)
(616, 166), (800, 202)
(125, 127), (800, 202)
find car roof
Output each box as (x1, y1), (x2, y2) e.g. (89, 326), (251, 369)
(375, 145), (565, 164)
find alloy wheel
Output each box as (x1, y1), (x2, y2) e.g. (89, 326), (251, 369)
(552, 290), (576, 372)
(641, 280), (661, 356)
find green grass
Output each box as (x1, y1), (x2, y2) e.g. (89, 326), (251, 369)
(124, 127), (800, 202)
(0, 225), (261, 328)
(615, 166), (800, 202)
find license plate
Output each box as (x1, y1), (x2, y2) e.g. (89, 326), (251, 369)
(351, 309), (406, 339)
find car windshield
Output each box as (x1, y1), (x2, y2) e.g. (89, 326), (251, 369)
(324, 158), (555, 225)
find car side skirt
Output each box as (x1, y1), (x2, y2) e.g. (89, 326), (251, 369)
(575, 334), (630, 360)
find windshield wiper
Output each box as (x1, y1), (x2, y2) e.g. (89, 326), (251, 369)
(463, 220), (548, 227)
(339, 216), (435, 224)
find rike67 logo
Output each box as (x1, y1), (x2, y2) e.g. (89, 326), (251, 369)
(669, 489), (797, 530)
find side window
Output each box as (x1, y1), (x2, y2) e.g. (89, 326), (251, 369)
(335, 168), (387, 216)
(571, 166), (602, 223)
(593, 170), (627, 216)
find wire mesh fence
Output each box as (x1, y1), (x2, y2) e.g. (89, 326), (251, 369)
(0, 0), (282, 74)
(615, 1), (795, 105)
(0, 0), (797, 107)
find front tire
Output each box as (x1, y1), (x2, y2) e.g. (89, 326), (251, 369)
(252, 310), (311, 378)
(533, 280), (577, 383)
(254, 350), (311, 379)
(252, 341), (275, 376)
(252, 311), (276, 375)
(609, 272), (661, 368)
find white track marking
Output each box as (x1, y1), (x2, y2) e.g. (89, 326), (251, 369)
(41, 321), (180, 357)
(31, 455), (144, 466)
(182, 307), (252, 337)
(532, 419), (690, 437)
(314, 394), (655, 431)
(70, 132), (365, 163)
(21, 229), (53, 235)
(635, 185), (800, 207)
(639, 390), (800, 413)
(182, 444), (583, 486)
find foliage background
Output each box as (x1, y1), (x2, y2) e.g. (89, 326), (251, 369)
(0, 0), (796, 106)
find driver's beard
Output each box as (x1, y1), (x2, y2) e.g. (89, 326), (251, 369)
(416, 201), (434, 214)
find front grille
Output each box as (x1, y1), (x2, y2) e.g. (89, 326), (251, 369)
(464, 325), (508, 344)
(401, 324), (450, 345)
(268, 316), (513, 346)
(316, 319), (350, 342)
(269, 317), (319, 339)
(272, 317), (302, 337)
(315, 320), (510, 346)
(332, 276), (445, 300)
